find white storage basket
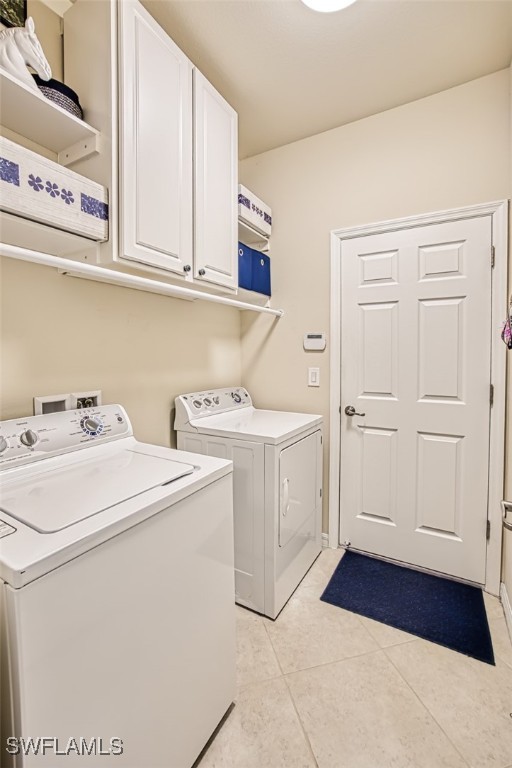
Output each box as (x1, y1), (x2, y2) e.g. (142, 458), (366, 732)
(238, 184), (271, 237)
(0, 136), (108, 241)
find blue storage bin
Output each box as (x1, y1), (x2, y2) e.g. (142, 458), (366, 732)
(238, 242), (271, 297)
(252, 251), (271, 296)
(238, 243), (253, 291)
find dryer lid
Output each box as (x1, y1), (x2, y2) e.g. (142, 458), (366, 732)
(0, 449), (194, 533)
(189, 408), (322, 444)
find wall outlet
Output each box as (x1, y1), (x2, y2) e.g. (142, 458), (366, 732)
(308, 367), (320, 387)
(70, 390), (102, 410)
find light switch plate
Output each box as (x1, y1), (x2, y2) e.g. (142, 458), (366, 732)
(308, 367), (320, 387)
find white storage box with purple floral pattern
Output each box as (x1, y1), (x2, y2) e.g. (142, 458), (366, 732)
(238, 184), (271, 237)
(0, 137), (108, 241)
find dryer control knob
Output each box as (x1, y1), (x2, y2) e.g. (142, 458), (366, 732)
(232, 392), (242, 404)
(20, 429), (38, 447)
(193, 399), (203, 408)
(0, 436), (8, 453)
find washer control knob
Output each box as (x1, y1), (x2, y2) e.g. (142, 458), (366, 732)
(232, 392), (242, 404)
(20, 429), (38, 447)
(203, 398), (212, 407)
(193, 399), (203, 408)
(213, 396), (220, 405)
(83, 417), (101, 432)
(0, 436), (8, 453)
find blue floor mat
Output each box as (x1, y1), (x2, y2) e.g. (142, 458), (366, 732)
(321, 550), (495, 665)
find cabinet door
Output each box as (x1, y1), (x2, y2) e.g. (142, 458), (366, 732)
(194, 70), (238, 290)
(119, 0), (193, 274)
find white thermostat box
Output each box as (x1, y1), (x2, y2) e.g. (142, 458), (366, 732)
(304, 333), (326, 351)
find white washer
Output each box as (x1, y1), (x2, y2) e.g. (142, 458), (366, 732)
(175, 387), (323, 619)
(0, 405), (235, 768)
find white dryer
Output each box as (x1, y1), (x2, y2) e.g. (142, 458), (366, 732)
(174, 388), (323, 619)
(0, 405), (235, 768)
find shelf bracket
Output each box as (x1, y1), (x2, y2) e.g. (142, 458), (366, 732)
(58, 133), (101, 167)
(238, 218), (270, 253)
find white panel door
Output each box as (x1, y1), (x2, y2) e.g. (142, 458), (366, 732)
(340, 216), (492, 583)
(119, 0), (193, 274)
(194, 70), (238, 290)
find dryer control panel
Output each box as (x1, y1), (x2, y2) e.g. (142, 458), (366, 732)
(0, 405), (132, 470)
(175, 387), (252, 429)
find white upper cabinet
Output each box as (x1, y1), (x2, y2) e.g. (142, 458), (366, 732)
(118, 1), (193, 275)
(118, 0), (237, 290)
(62, 0), (238, 291)
(194, 71), (238, 291)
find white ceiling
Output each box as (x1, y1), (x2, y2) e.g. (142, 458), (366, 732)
(141, 0), (512, 159)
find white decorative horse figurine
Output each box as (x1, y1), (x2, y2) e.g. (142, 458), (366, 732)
(0, 17), (51, 91)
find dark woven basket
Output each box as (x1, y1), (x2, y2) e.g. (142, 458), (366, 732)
(32, 75), (83, 120)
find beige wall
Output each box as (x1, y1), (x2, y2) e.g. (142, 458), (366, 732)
(0, 2), (62, 78)
(0, 0), (241, 448)
(240, 70), (511, 532)
(28, 0), (63, 81)
(1, 1), (63, 158)
(0, 258), (241, 446)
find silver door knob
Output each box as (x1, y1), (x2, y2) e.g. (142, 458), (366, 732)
(345, 405), (366, 417)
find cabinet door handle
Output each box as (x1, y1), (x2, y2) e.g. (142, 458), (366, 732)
(183, 264), (191, 273)
(198, 268), (206, 276)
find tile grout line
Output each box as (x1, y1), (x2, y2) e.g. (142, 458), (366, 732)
(488, 617), (512, 671)
(260, 612), (320, 767)
(237, 670), (284, 694)
(383, 644), (472, 768)
(281, 670), (320, 768)
(280, 644), (388, 679)
(264, 621), (392, 677)
(260, 615), (286, 677)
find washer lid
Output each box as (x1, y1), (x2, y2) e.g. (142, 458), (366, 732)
(189, 408), (322, 444)
(0, 449), (195, 533)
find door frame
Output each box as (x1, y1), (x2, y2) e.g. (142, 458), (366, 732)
(328, 201), (508, 595)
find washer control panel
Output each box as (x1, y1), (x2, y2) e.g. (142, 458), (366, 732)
(175, 387), (252, 427)
(0, 405), (132, 470)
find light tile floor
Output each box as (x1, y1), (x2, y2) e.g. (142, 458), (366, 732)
(198, 549), (512, 768)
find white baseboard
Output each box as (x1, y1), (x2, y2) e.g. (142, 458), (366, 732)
(500, 582), (512, 643)
(321, 532), (330, 548)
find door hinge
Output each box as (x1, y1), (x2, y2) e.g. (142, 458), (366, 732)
(491, 245), (495, 268)
(320, 488), (322, 497)
(490, 383), (494, 407)
(486, 520), (491, 540)
(339, 405), (341, 415)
